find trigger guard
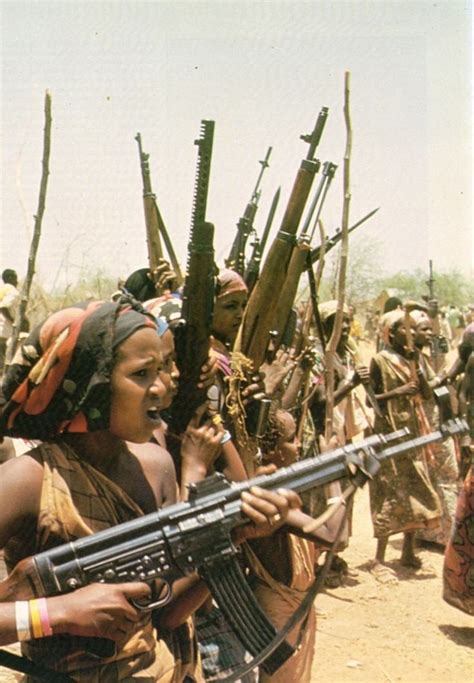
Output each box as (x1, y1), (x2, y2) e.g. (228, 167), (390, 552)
(131, 581), (172, 611)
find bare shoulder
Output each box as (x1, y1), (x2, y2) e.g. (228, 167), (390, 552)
(126, 440), (178, 507)
(0, 451), (44, 545)
(128, 440), (176, 473)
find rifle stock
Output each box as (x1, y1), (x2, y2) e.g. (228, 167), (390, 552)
(135, 133), (184, 286)
(135, 133), (163, 271)
(240, 108), (329, 368)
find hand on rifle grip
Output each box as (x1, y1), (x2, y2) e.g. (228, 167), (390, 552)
(353, 364), (370, 386)
(149, 259), (179, 295)
(236, 486), (302, 541)
(47, 582), (151, 641)
(131, 580), (172, 611)
(240, 372), (267, 406)
(197, 352), (218, 389)
(181, 405), (224, 475)
(260, 349), (296, 397)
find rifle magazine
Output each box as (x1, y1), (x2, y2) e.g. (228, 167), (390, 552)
(199, 555), (294, 675)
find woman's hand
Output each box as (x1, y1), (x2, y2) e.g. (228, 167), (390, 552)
(240, 372), (267, 406)
(197, 353), (218, 390)
(48, 582), (150, 642)
(260, 349), (296, 397)
(150, 258), (179, 295)
(234, 486), (302, 542)
(353, 364), (370, 386)
(181, 405), (223, 478)
(395, 380), (420, 397)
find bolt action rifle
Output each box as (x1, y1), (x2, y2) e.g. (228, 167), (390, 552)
(0, 418), (466, 675)
(135, 133), (184, 287)
(244, 186), (281, 294)
(167, 121), (216, 434)
(226, 147), (272, 275)
(238, 107), (329, 369)
(425, 259), (448, 371)
(310, 206), (379, 265)
(268, 161), (338, 358)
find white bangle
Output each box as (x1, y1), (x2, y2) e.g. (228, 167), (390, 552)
(220, 430), (232, 445)
(15, 601), (31, 641)
(326, 496), (346, 506)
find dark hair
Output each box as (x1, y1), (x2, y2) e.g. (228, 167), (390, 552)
(123, 268), (155, 302)
(383, 296), (402, 314)
(2, 269), (17, 284)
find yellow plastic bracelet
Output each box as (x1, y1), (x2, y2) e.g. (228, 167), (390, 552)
(29, 599), (43, 639)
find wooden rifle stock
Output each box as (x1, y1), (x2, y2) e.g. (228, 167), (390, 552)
(135, 133), (184, 286)
(269, 162), (337, 356)
(244, 186), (281, 294)
(135, 133), (163, 271)
(239, 108), (329, 368)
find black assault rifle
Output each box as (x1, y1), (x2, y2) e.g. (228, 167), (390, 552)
(0, 418), (466, 675)
(168, 120), (216, 435)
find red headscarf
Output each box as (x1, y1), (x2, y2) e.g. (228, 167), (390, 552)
(0, 300), (156, 439)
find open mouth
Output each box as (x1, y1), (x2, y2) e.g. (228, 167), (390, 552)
(146, 407), (162, 423)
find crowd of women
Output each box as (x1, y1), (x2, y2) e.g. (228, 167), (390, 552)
(0, 261), (471, 682)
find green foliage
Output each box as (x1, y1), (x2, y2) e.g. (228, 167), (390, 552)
(377, 267), (473, 307)
(25, 268), (119, 329)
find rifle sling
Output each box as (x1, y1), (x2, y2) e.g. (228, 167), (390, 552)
(0, 648), (74, 682)
(220, 498), (352, 682)
(199, 555), (295, 675)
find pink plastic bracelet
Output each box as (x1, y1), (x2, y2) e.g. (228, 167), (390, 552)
(37, 597), (53, 637)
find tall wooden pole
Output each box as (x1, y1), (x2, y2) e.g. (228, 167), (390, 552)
(6, 91), (52, 365)
(325, 72), (352, 440)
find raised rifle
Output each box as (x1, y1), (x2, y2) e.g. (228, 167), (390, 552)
(168, 121), (216, 434)
(244, 187), (281, 294)
(268, 161), (337, 358)
(135, 133), (183, 286)
(239, 107), (329, 368)
(226, 147), (272, 275)
(426, 259), (447, 371)
(310, 207), (379, 265)
(0, 419), (466, 675)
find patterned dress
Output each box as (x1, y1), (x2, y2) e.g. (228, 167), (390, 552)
(3, 442), (198, 682)
(443, 465), (474, 615)
(369, 349), (442, 538)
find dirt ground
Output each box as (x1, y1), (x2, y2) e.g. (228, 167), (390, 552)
(309, 487), (473, 682)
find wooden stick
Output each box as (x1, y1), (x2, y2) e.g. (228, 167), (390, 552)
(6, 91), (52, 365)
(324, 72), (352, 440)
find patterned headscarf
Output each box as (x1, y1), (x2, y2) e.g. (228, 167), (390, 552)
(380, 309), (414, 346)
(0, 300), (156, 439)
(318, 300), (349, 322)
(144, 294), (182, 331)
(410, 310), (430, 326)
(215, 269), (248, 299)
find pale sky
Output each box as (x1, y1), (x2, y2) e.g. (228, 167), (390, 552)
(1, 0), (472, 291)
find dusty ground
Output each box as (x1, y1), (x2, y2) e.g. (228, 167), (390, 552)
(309, 487), (473, 682)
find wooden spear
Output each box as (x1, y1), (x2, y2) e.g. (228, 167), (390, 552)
(324, 72), (352, 440)
(6, 90), (52, 365)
